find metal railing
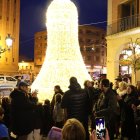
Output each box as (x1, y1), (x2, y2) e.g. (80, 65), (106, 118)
(107, 14), (140, 35)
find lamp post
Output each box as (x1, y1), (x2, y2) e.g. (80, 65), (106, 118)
(0, 34), (13, 57)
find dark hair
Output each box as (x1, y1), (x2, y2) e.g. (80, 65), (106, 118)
(101, 79), (110, 87)
(44, 99), (50, 105)
(84, 80), (90, 88)
(70, 77), (78, 84)
(128, 85), (138, 97)
(54, 85), (63, 93)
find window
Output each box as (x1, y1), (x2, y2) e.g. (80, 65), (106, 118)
(26, 66), (28, 70)
(30, 66), (32, 70)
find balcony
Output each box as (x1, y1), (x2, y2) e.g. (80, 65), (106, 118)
(107, 15), (140, 35)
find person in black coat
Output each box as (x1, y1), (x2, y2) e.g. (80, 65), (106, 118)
(10, 81), (36, 140)
(117, 85), (138, 140)
(41, 99), (53, 137)
(1, 97), (11, 129)
(93, 79), (118, 140)
(61, 77), (90, 140)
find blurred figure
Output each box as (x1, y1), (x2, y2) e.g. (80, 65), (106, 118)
(30, 90), (42, 140)
(114, 76), (122, 91)
(41, 99), (52, 137)
(117, 81), (128, 98)
(93, 79), (118, 140)
(30, 89), (39, 104)
(61, 77), (90, 140)
(122, 77), (130, 84)
(84, 80), (96, 114)
(51, 85), (64, 112)
(1, 97), (11, 128)
(53, 93), (64, 128)
(117, 85), (137, 140)
(10, 81), (36, 140)
(62, 118), (86, 140)
(0, 106), (9, 140)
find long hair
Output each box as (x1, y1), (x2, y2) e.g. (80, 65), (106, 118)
(62, 118), (86, 140)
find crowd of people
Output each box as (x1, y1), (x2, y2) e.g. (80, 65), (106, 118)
(0, 76), (140, 140)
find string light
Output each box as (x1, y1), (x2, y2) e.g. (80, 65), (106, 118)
(31, 0), (91, 102)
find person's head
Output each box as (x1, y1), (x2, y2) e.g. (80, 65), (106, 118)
(127, 85), (137, 95)
(118, 81), (127, 91)
(54, 85), (62, 93)
(0, 106), (4, 120)
(69, 77), (78, 85)
(100, 79), (110, 91)
(84, 80), (92, 88)
(123, 77), (129, 83)
(18, 81), (29, 93)
(115, 76), (122, 88)
(44, 99), (50, 106)
(62, 118), (86, 140)
(2, 97), (10, 106)
(31, 89), (38, 97)
(55, 93), (62, 104)
(109, 82), (113, 89)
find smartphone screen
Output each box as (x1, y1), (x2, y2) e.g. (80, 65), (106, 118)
(95, 117), (106, 139)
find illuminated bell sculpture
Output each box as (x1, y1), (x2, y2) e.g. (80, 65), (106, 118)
(31, 0), (91, 101)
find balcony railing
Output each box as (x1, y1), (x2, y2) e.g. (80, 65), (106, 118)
(107, 14), (140, 35)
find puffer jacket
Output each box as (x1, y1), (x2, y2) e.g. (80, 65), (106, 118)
(61, 83), (90, 122)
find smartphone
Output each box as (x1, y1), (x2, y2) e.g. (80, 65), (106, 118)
(47, 126), (62, 140)
(95, 117), (106, 139)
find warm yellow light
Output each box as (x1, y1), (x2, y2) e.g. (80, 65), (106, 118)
(31, 0), (91, 102)
(5, 34), (13, 48)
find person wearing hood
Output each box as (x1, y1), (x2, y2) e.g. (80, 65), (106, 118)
(10, 81), (36, 140)
(61, 77), (90, 140)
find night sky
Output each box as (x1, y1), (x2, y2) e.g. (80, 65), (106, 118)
(20, 0), (107, 60)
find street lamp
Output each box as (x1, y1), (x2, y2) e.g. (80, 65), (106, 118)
(0, 34), (13, 56)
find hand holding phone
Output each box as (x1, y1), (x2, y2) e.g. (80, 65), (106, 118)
(95, 117), (106, 139)
(90, 129), (109, 140)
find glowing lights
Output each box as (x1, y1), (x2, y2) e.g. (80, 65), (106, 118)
(31, 0), (91, 102)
